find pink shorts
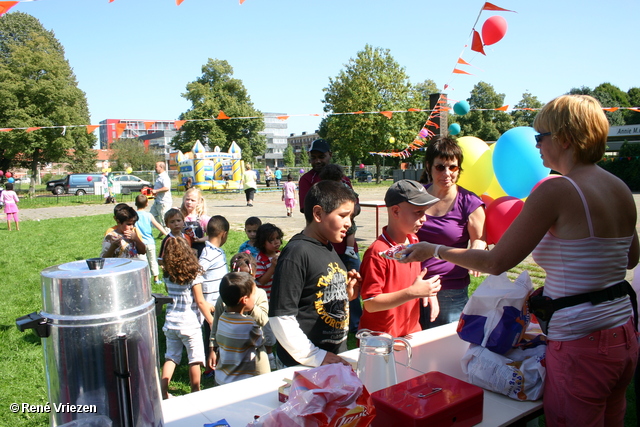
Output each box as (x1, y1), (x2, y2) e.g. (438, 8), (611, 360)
(6, 212), (19, 221)
(284, 198), (296, 209)
(543, 317), (638, 427)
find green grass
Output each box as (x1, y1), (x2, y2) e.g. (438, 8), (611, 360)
(0, 215), (636, 426)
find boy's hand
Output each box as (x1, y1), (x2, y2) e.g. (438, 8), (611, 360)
(207, 349), (217, 370)
(409, 268), (441, 298)
(346, 269), (361, 301)
(321, 352), (352, 367)
(271, 253), (280, 267)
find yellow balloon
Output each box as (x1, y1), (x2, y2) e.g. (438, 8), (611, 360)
(485, 143), (508, 199)
(126, 167), (133, 174)
(456, 136), (492, 196)
(389, 137), (395, 143)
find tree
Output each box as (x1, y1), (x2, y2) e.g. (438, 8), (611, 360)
(510, 92), (543, 127)
(110, 139), (162, 171)
(627, 87), (640, 125)
(319, 45), (424, 182)
(593, 83), (627, 126)
(0, 12), (96, 195)
(456, 81), (511, 141)
(298, 145), (309, 167)
(172, 59), (266, 162)
(282, 144), (295, 167)
(66, 146), (97, 174)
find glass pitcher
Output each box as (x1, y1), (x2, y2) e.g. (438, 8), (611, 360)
(355, 329), (412, 392)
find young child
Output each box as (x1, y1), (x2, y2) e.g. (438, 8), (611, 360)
(158, 208), (193, 261)
(1, 182), (19, 231)
(211, 272), (269, 385)
(180, 188), (210, 257)
(160, 237), (212, 399)
(255, 223), (283, 369)
(101, 205), (147, 258)
(281, 174), (296, 217)
(269, 180), (361, 367)
(199, 215), (230, 375)
(239, 216), (261, 258)
(135, 195), (168, 285)
(359, 180), (442, 338)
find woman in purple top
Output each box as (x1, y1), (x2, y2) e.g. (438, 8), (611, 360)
(416, 137), (486, 329)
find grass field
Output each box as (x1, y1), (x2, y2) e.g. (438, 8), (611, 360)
(0, 213), (636, 426)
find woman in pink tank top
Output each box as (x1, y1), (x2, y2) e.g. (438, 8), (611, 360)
(402, 95), (639, 426)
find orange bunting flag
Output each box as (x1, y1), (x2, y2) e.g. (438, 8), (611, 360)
(380, 111), (393, 120)
(115, 123), (127, 139)
(354, 111), (364, 114)
(471, 30), (485, 55)
(144, 121), (155, 130)
(240, 0), (247, 3)
(174, 120), (186, 130)
(109, 0), (115, 2)
(444, 84), (449, 90)
(176, 0), (185, 4)
(26, 127), (41, 132)
(602, 107), (619, 112)
(217, 111), (230, 120)
(277, 115), (289, 121)
(457, 57), (472, 66)
(0, 1), (18, 16)
(630, 108), (640, 113)
(453, 68), (473, 75)
(0, 128), (11, 132)
(86, 125), (99, 134)
(495, 105), (509, 111)
(408, 108), (422, 112)
(482, 2), (515, 13)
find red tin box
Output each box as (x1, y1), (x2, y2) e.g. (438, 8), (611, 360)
(371, 371), (483, 427)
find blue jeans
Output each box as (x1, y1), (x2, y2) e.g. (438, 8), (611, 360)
(420, 287), (469, 329)
(339, 253), (363, 334)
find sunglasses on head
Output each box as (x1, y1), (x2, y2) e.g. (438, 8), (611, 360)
(434, 164), (460, 172)
(534, 132), (551, 144)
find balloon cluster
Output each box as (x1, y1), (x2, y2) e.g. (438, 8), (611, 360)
(448, 100), (470, 136)
(454, 127), (551, 244)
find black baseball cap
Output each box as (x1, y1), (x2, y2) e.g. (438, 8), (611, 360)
(308, 139), (331, 153)
(385, 180), (440, 207)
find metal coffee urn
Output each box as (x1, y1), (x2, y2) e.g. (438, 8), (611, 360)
(16, 258), (169, 427)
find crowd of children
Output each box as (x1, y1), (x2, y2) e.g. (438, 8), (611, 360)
(94, 158), (448, 401)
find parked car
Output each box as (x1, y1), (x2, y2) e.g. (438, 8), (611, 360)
(46, 173), (103, 195)
(354, 170), (373, 182)
(112, 174), (152, 192)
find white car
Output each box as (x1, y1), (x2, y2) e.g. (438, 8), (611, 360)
(112, 175), (152, 192)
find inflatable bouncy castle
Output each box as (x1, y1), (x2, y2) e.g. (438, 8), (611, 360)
(176, 140), (244, 191)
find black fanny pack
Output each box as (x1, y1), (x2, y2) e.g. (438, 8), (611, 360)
(528, 280), (637, 335)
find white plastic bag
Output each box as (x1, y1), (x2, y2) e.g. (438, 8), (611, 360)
(462, 343), (546, 401)
(457, 271), (532, 354)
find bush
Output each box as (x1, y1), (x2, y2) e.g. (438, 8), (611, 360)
(598, 141), (640, 191)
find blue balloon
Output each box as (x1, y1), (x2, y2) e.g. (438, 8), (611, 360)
(448, 123), (461, 135)
(453, 100), (470, 116)
(493, 127), (550, 199)
(7, 177), (14, 183)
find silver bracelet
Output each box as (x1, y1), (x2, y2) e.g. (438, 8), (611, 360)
(433, 245), (442, 260)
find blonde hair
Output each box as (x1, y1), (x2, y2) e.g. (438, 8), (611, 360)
(533, 95), (609, 164)
(180, 187), (206, 217)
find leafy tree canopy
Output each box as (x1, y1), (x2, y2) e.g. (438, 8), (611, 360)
(172, 58), (266, 162)
(110, 139), (163, 171)
(0, 12), (95, 194)
(510, 92), (543, 128)
(282, 144), (295, 167)
(456, 81), (511, 141)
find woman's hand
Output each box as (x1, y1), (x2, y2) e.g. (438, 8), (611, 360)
(399, 242), (436, 263)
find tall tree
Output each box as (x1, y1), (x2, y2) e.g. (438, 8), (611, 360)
(627, 87), (640, 125)
(0, 12), (95, 195)
(282, 144), (295, 167)
(456, 81), (511, 141)
(172, 59), (266, 162)
(319, 45), (423, 182)
(510, 92), (543, 127)
(593, 83), (627, 126)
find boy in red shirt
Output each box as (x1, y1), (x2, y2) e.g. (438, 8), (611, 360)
(359, 180), (442, 337)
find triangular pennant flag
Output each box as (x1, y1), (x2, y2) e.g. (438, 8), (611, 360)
(444, 84), (449, 90)
(457, 57), (472, 66)
(630, 108), (640, 113)
(144, 121), (155, 130)
(0, 1), (18, 16)
(174, 120), (186, 130)
(408, 108), (422, 112)
(176, 0), (185, 4)
(482, 2), (515, 12)
(418, 128), (430, 138)
(115, 123), (127, 139)
(495, 105), (509, 111)
(276, 115), (289, 121)
(453, 68), (473, 75)
(217, 111), (230, 120)
(602, 107), (619, 112)
(87, 125), (99, 134)
(240, 0), (247, 3)
(471, 30), (486, 55)
(380, 111), (393, 119)
(0, 128), (12, 132)
(26, 127), (41, 132)
(109, 0), (115, 2)
(354, 111), (364, 114)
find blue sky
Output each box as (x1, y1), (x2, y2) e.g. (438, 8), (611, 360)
(10, 0), (639, 137)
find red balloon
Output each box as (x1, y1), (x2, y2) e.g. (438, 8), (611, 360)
(482, 16), (508, 46)
(531, 175), (560, 194)
(5, 171), (11, 178)
(87, 176), (93, 182)
(485, 196), (523, 245)
(359, 164), (365, 169)
(0, 170), (4, 177)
